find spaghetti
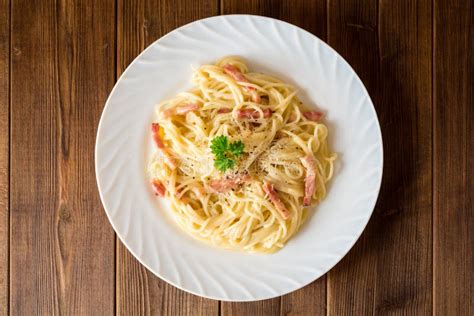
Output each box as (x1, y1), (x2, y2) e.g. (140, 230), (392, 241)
(148, 57), (336, 253)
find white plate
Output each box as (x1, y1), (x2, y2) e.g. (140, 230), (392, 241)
(95, 15), (383, 301)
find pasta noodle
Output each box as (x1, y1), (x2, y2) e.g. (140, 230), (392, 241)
(148, 57), (336, 253)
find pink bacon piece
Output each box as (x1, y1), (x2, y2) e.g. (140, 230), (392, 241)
(162, 103), (199, 119)
(223, 64), (261, 103)
(300, 154), (317, 206)
(223, 64), (248, 83)
(262, 182), (290, 220)
(151, 123), (165, 148)
(209, 174), (251, 193)
(151, 123), (177, 169)
(303, 111), (324, 122)
(151, 179), (166, 197)
(236, 108), (272, 119)
(217, 108), (232, 114)
(175, 103), (199, 115)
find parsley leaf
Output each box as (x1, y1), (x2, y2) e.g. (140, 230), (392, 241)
(214, 156), (236, 172)
(210, 136), (245, 172)
(229, 141), (245, 157)
(210, 135), (228, 156)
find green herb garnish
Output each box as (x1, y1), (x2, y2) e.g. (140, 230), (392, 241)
(210, 135), (245, 172)
(229, 141), (245, 156)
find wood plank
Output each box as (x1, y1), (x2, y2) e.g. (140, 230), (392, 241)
(116, 1), (219, 315)
(10, 0), (116, 314)
(280, 281), (326, 316)
(221, 0), (327, 36)
(327, 0), (433, 314)
(222, 299), (280, 316)
(434, 1), (473, 314)
(220, 1), (327, 314)
(0, 0), (9, 315)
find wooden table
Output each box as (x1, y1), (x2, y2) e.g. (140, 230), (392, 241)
(1, 0), (472, 314)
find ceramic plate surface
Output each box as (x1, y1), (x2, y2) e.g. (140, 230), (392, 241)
(95, 15), (383, 301)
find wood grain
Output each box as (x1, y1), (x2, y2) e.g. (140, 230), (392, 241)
(221, 0), (327, 36)
(434, 1), (474, 314)
(0, 0), (9, 314)
(10, 0), (116, 314)
(222, 299), (280, 316)
(116, 1), (219, 315)
(327, 0), (433, 314)
(220, 1), (327, 314)
(2, 0), (473, 313)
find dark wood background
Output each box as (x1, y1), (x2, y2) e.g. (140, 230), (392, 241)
(0, 0), (472, 314)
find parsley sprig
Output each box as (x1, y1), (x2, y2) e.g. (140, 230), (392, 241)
(210, 136), (245, 172)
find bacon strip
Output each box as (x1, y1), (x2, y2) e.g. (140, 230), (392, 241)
(300, 154), (317, 206)
(223, 64), (261, 103)
(303, 111), (324, 122)
(151, 123), (177, 169)
(209, 174), (251, 193)
(175, 103), (199, 115)
(151, 179), (166, 197)
(263, 182), (290, 220)
(151, 123), (165, 148)
(223, 64), (247, 82)
(162, 103), (199, 119)
(217, 108), (232, 114)
(236, 108), (272, 119)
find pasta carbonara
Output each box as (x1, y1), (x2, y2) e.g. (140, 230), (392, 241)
(148, 57), (336, 253)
